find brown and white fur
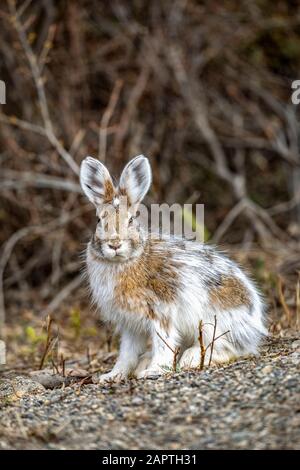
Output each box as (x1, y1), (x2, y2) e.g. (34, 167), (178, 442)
(80, 155), (267, 382)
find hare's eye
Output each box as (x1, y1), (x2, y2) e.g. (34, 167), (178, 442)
(128, 216), (134, 226)
(97, 217), (101, 224)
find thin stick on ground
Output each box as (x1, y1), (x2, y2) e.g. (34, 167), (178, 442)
(172, 346), (181, 372)
(86, 347), (92, 371)
(296, 273), (300, 331)
(198, 320), (206, 370)
(39, 315), (54, 370)
(198, 318), (230, 370)
(208, 315), (217, 367)
(277, 276), (292, 326)
(51, 357), (59, 375)
(60, 353), (66, 377)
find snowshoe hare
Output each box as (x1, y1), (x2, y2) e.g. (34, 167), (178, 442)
(80, 155), (267, 382)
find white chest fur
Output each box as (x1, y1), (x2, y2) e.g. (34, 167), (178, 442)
(86, 246), (116, 320)
(86, 245), (152, 333)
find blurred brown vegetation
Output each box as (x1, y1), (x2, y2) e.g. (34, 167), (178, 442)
(0, 0), (300, 355)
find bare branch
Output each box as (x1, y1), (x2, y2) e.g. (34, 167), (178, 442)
(208, 315), (217, 367)
(8, 0), (79, 175)
(98, 79), (123, 162)
(0, 205), (91, 330)
(212, 200), (246, 243)
(198, 320), (206, 370)
(43, 275), (83, 317)
(0, 171), (81, 193)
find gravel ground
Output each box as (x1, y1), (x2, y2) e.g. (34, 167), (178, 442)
(0, 335), (299, 450)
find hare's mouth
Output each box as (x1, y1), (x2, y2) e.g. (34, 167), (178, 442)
(109, 254), (127, 262)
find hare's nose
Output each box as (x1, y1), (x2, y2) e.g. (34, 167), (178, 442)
(108, 242), (122, 251)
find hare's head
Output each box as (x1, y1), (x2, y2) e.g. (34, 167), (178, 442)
(80, 155), (151, 262)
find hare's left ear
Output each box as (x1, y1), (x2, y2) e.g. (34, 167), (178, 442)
(119, 155), (152, 208)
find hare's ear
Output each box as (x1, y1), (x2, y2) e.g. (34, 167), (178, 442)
(119, 155), (151, 208)
(80, 156), (115, 206)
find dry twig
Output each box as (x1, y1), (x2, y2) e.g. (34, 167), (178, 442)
(39, 314), (54, 370)
(8, 0), (79, 175)
(198, 320), (206, 370)
(277, 276), (292, 326)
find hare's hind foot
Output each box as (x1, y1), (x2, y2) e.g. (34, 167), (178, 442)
(179, 344), (238, 369)
(133, 351), (152, 377)
(135, 353), (172, 379)
(136, 367), (165, 379)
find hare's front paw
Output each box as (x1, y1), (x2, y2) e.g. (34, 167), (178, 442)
(92, 371), (127, 384)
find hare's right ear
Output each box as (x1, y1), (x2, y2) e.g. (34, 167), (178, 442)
(80, 156), (115, 206)
(119, 155), (152, 209)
